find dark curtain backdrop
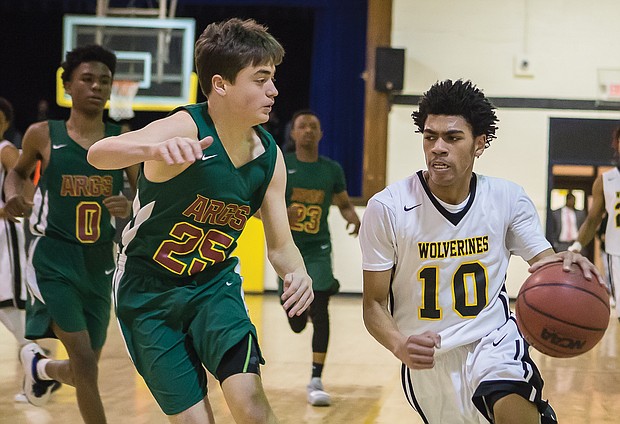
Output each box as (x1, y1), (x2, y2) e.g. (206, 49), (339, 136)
(0, 0), (367, 195)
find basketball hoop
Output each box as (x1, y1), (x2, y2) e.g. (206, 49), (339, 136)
(109, 80), (139, 121)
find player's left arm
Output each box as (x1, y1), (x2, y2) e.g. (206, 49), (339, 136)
(0, 144), (20, 221)
(528, 249), (604, 286)
(333, 190), (361, 236)
(260, 149), (314, 317)
(571, 175), (606, 252)
(508, 187), (604, 284)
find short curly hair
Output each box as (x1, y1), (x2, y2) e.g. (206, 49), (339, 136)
(61, 44), (117, 83)
(411, 79), (499, 147)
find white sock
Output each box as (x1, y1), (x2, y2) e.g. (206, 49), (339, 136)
(36, 358), (53, 380)
(0, 307), (29, 346)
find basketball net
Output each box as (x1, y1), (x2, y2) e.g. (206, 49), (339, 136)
(109, 80), (139, 121)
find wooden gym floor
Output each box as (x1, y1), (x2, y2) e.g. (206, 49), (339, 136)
(1, 293), (619, 423)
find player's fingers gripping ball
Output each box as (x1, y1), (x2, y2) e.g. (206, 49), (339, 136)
(515, 262), (610, 358)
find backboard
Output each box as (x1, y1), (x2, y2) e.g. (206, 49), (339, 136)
(57, 15), (197, 111)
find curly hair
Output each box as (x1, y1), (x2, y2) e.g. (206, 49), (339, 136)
(411, 79), (499, 147)
(61, 44), (117, 83)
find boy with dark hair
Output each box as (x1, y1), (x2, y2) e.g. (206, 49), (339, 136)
(360, 79), (603, 423)
(61, 44), (117, 83)
(87, 18), (313, 423)
(0, 97), (31, 398)
(4, 44), (137, 423)
(280, 109), (360, 406)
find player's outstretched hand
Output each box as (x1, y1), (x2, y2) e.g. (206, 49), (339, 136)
(3, 195), (33, 222)
(529, 250), (604, 286)
(103, 194), (132, 218)
(281, 271), (314, 318)
(396, 331), (441, 370)
(152, 136), (214, 165)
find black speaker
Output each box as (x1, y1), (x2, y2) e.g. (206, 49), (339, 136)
(375, 47), (405, 92)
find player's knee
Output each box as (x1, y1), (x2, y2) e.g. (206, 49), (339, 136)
(232, 398), (272, 424)
(216, 333), (262, 382)
(492, 393), (540, 424)
(290, 322), (306, 333)
(288, 314), (307, 333)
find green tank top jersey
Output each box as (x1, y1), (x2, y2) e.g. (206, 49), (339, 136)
(120, 102), (278, 279)
(30, 120), (124, 245)
(283, 153), (346, 248)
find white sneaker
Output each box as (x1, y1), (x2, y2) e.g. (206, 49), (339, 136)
(20, 343), (57, 407)
(14, 392), (28, 403)
(307, 377), (331, 406)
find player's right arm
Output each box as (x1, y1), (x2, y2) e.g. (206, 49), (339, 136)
(571, 175), (606, 252)
(0, 143), (20, 221)
(363, 269), (440, 369)
(3, 121), (48, 220)
(87, 112), (212, 172)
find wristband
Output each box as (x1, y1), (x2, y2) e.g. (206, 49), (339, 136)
(568, 241), (582, 252)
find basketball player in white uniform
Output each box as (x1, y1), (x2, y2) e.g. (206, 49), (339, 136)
(570, 130), (620, 319)
(360, 80), (603, 424)
(0, 98), (29, 348)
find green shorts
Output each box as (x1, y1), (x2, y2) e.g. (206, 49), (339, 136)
(115, 259), (262, 415)
(27, 237), (115, 350)
(279, 242), (339, 294)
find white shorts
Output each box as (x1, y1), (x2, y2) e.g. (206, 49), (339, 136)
(605, 253), (620, 317)
(401, 317), (550, 424)
(0, 218), (27, 307)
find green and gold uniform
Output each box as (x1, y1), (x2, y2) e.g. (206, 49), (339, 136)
(280, 153), (346, 293)
(27, 120), (123, 349)
(115, 103), (277, 415)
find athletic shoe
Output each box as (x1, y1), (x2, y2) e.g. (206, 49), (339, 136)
(14, 370), (61, 403)
(541, 403), (558, 424)
(51, 381), (62, 393)
(20, 343), (58, 407)
(307, 377), (331, 406)
(14, 392), (28, 403)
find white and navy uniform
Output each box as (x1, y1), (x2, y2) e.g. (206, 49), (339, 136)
(0, 140), (27, 309)
(602, 167), (620, 317)
(360, 171), (553, 424)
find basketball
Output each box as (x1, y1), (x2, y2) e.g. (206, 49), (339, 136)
(515, 262), (610, 358)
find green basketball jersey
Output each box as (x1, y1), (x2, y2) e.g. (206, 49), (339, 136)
(283, 153), (346, 248)
(30, 120), (124, 245)
(120, 102), (278, 279)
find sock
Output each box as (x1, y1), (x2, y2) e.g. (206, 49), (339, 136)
(311, 362), (324, 379)
(36, 358), (53, 381)
(0, 307), (29, 346)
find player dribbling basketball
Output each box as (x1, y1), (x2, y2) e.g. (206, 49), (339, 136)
(359, 80), (604, 424)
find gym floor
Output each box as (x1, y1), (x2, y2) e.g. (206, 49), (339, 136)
(1, 294), (619, 423)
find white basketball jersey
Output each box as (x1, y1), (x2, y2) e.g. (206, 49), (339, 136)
(602, 167), (620, 256)
(360, 171), (551, 352)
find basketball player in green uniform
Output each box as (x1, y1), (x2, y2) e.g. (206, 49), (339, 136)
(280, 110), (360, 406)
(4, 45), (138, 423)
(87, 18), (313, 423)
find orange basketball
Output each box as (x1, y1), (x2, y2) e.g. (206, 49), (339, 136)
(515, 262), (610, 358)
